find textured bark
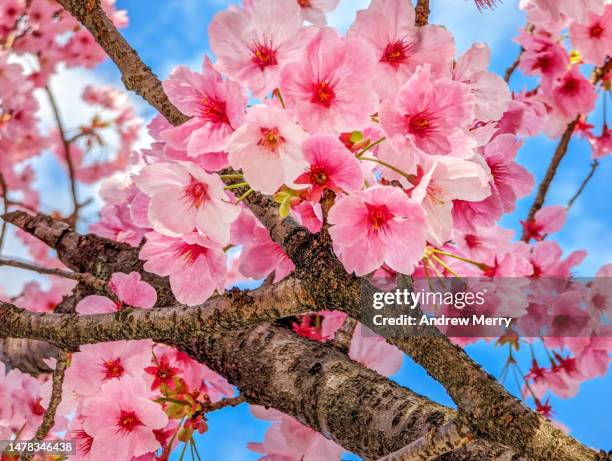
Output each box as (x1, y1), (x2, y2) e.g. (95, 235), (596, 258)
(0, 277), (314, 349)
(0, 337), (56, 375)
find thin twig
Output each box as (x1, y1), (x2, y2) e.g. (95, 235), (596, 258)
(21, 351), (69, 461)
(44, 85), (79, 226)
(567, 160), (599, 210)
(333, 317), (358, 354)
(521, 59), (611, 241)
(504, 47), (524, 83)
(415, 0), (430, 26)
(203, 395), (246, 413)
(0, 173), (8, 252)
(0, 257), (107, 291)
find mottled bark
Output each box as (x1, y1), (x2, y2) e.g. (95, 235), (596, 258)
(0, 277), (313, 349)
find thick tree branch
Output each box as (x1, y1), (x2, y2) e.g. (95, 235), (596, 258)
(0, 338), (56, 375)
(0, 276), (313, 349)
(377, 421), (472, 461)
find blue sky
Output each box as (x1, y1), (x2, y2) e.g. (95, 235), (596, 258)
(11, 0), (611, 459)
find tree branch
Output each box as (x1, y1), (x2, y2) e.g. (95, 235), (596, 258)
(0, 276), (313, 349)
(0, 257), (106, 291)
(521, 58), (612, 241)
(44, 85), (79, 226)
(415, 0), (430, 26)
(0, 172), (8, 252)
(376, 421), (473, 461)
(332, 316), (358, 354)
(21, 351), (69, 461)
(567, 159), (599, 210)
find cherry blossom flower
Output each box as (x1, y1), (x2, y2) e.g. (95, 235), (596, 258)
(454, 43), (511, 122)
(328, 186), (426, 276)
(349, 0), (455, 101)
(144, 354), (182, 391)
(521, 205), (567, 241)
(521, 0), (606, 25)
(228, 105), (308, 194)
(161, 57), (246, 157)
(550, 66), (597, 120)
(209, 0), (305, 98)
(516, 31), (569, 86)
(134, 161), (239, 244)
(65, 340), (153, 398)
(410, 156), (492, 245)
(570, 5), (612, 65)
(139, 231), (226, 306)
(294, 134), (364, 202)
(81, 376), (168, 460)
(280, 28), (378, 134)
(295, 0), (339, 25)
(380, 65), (474, 157)
(76, 272), (157, 314)
(230, 210), (295, 282)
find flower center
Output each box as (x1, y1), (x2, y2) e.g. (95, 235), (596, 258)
(31, 398), (45, 416)
(406, 110), (437, 136)
(308, 166), (329, 186)
(464, 234), (481, 249)
(365, 203), (393, 233)
(258, 127), (285, 152)
(591, 293), (607, 312)
(560, 77), (579, 95)
(102, 358), (125, 380)
(589, 23), (604, 39)
(312, 80), (336, 108)
(250, 40), (278, 71)
(199, 96), (229, 125)
(177, 243), (207, 266)
(184, 179), (208, 209)
(116, 410), (143, 434)
(297, 0), (311, 6)
(381, 39), (412, 66)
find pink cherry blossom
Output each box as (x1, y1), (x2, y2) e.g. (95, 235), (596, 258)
(328, 186), (426, 276)
(248, 406), (345, 461)
(295, 0), (339, 25)
(228, 105), (308, 194)
(349, 0), (455, 101)
(521, 205), (567, 241)
(454, 43), (511, 122)
(294, 134), (364, 202)
(209, 0), (304, 98)
(410, 156), (491, 245)
(530, 241), (586, 278)
(550, 66), (597, 120)
(521, 0), (606, 25)
(160, 57), (246, 157)
(134, 161), (239, 244)
(230, 210), (295, 282)
(380, 65), (474, 157)
(280, 28), (378, 134)
(587, 263), (612, 318)
(65, 340), (153, 398)
(139, 231), (226, 306)
(349, 325), (403, 377)
(76, 272), (157, 314)
(81, 376), (168, 460)
(569, 5), (612, 65)
(516, 31), (569, 86)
